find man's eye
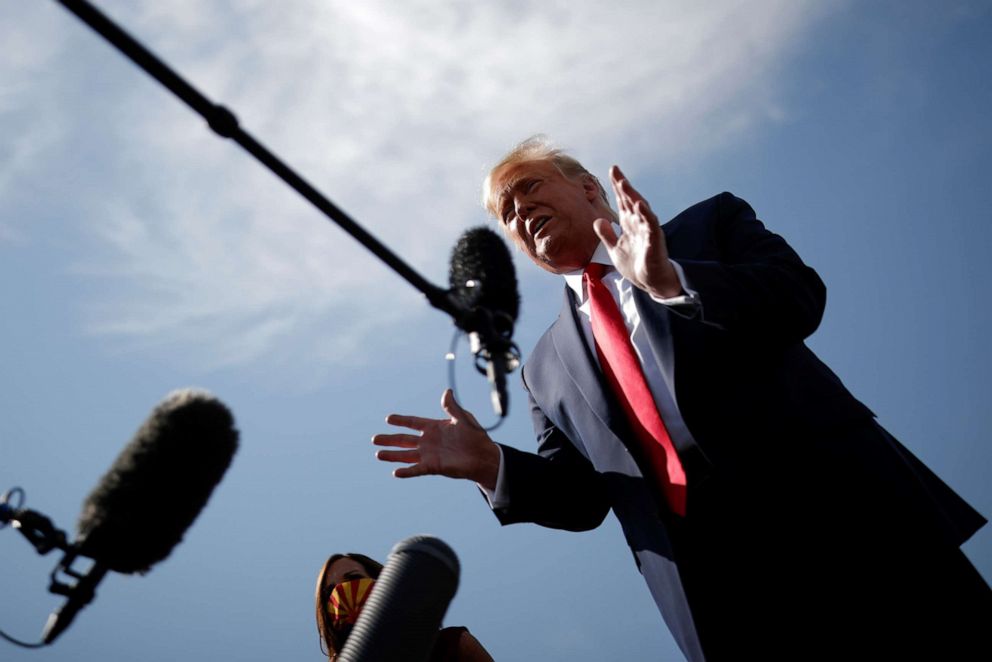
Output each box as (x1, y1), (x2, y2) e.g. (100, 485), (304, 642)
(526, 180), (540, 193)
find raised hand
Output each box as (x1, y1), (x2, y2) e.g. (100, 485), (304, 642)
(593, 165), (682, 299)
(373, 389), (500, 491)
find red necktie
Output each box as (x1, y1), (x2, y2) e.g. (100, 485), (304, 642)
(584, 263), (687, 516)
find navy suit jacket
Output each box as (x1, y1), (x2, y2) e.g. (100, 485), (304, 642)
(490, 192), (985, 660)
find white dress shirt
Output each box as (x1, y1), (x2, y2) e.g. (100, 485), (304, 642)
(482, 239), (703, 508)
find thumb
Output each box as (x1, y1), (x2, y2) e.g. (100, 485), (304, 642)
(441, 388), (464, 420)
(593, 217), (618, 249)
(441, 389), (481, 428)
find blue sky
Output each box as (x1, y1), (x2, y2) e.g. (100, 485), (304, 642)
(2, 1), (989, 660)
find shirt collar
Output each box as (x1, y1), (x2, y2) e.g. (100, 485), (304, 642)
(562, 226), (618, 301)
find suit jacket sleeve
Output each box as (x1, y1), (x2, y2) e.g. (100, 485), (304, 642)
(672, 192), (826, 345)
(491, 390), (611, 532)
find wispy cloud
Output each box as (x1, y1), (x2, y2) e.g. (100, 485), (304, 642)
(0, 5), (69, 245)
(2, 0), (834, 373)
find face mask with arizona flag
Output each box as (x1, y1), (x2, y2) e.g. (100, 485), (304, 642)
(327, 577), (376, 633)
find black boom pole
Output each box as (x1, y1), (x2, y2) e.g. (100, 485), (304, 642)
(53, 0), (460, 320)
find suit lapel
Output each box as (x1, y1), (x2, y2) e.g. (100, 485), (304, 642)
(548, 287), (628, 439)
(632, 287), (677, 395)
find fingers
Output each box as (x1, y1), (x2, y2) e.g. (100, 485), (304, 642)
(393, 465), (429, 479)
(371, 433), (420, 448)
(610, 165), (634, 216)
(373, 438), (425, 478)
(377, 390), (488, 481)
(375, 448), (420, 464)
(610, 165), (658, 225)
(384, 413), (435, 431)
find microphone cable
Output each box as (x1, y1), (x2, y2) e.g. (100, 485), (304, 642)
(0, 629), (44, 650)
(445, 328), (505, 433)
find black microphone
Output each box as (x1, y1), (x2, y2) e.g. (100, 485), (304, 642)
(337, 535), (460, 662)
(448, 227), (521, 417)
(0, 496), (16, 526)
(42, 389), (239, 644)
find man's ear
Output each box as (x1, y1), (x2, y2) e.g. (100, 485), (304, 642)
(581, 174), (601, 202)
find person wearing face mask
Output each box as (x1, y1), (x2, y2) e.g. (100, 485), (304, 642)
(314, 552), (494, 661)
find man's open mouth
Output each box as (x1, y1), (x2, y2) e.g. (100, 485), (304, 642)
(533, 216), (551, 235)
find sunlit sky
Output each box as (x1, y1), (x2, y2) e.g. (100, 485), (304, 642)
(2, 1), (989, 660)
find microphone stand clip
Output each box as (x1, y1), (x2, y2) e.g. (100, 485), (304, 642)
(0, 486), (107, 645)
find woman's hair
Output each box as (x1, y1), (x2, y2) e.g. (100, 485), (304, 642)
(314, 553), (384, 660)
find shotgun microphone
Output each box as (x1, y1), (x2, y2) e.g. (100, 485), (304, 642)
(337, 536), (460, 662)
(448, 227), (521, 417)
(42, 389), (239, 644)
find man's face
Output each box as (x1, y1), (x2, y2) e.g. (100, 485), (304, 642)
(495, 162), (604, 274)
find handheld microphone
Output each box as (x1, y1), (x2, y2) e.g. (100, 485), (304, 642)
(448, 227), (521, 417)
(337, 535), (460, 662)
(42, 389), (239, 644)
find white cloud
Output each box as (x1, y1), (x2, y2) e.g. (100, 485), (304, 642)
(0, 4), (69, 244)
(2, 0), (834, 372)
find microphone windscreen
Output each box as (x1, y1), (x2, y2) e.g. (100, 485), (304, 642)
(448, 227), (519, 335)
(338, 535), (460, 662)
(75, 389), (238, 574)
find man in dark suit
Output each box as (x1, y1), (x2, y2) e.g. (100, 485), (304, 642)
(373, 137), (990, 660)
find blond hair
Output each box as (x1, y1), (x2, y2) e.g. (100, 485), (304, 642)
(482, 135), (608, 219)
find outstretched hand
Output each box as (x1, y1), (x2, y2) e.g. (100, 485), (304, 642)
(593, 165), (682, 299)
(373, 389), (500, 491)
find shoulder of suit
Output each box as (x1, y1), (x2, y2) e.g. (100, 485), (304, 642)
(662, 191), (746, 231)
(672, 191), (742, 220)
